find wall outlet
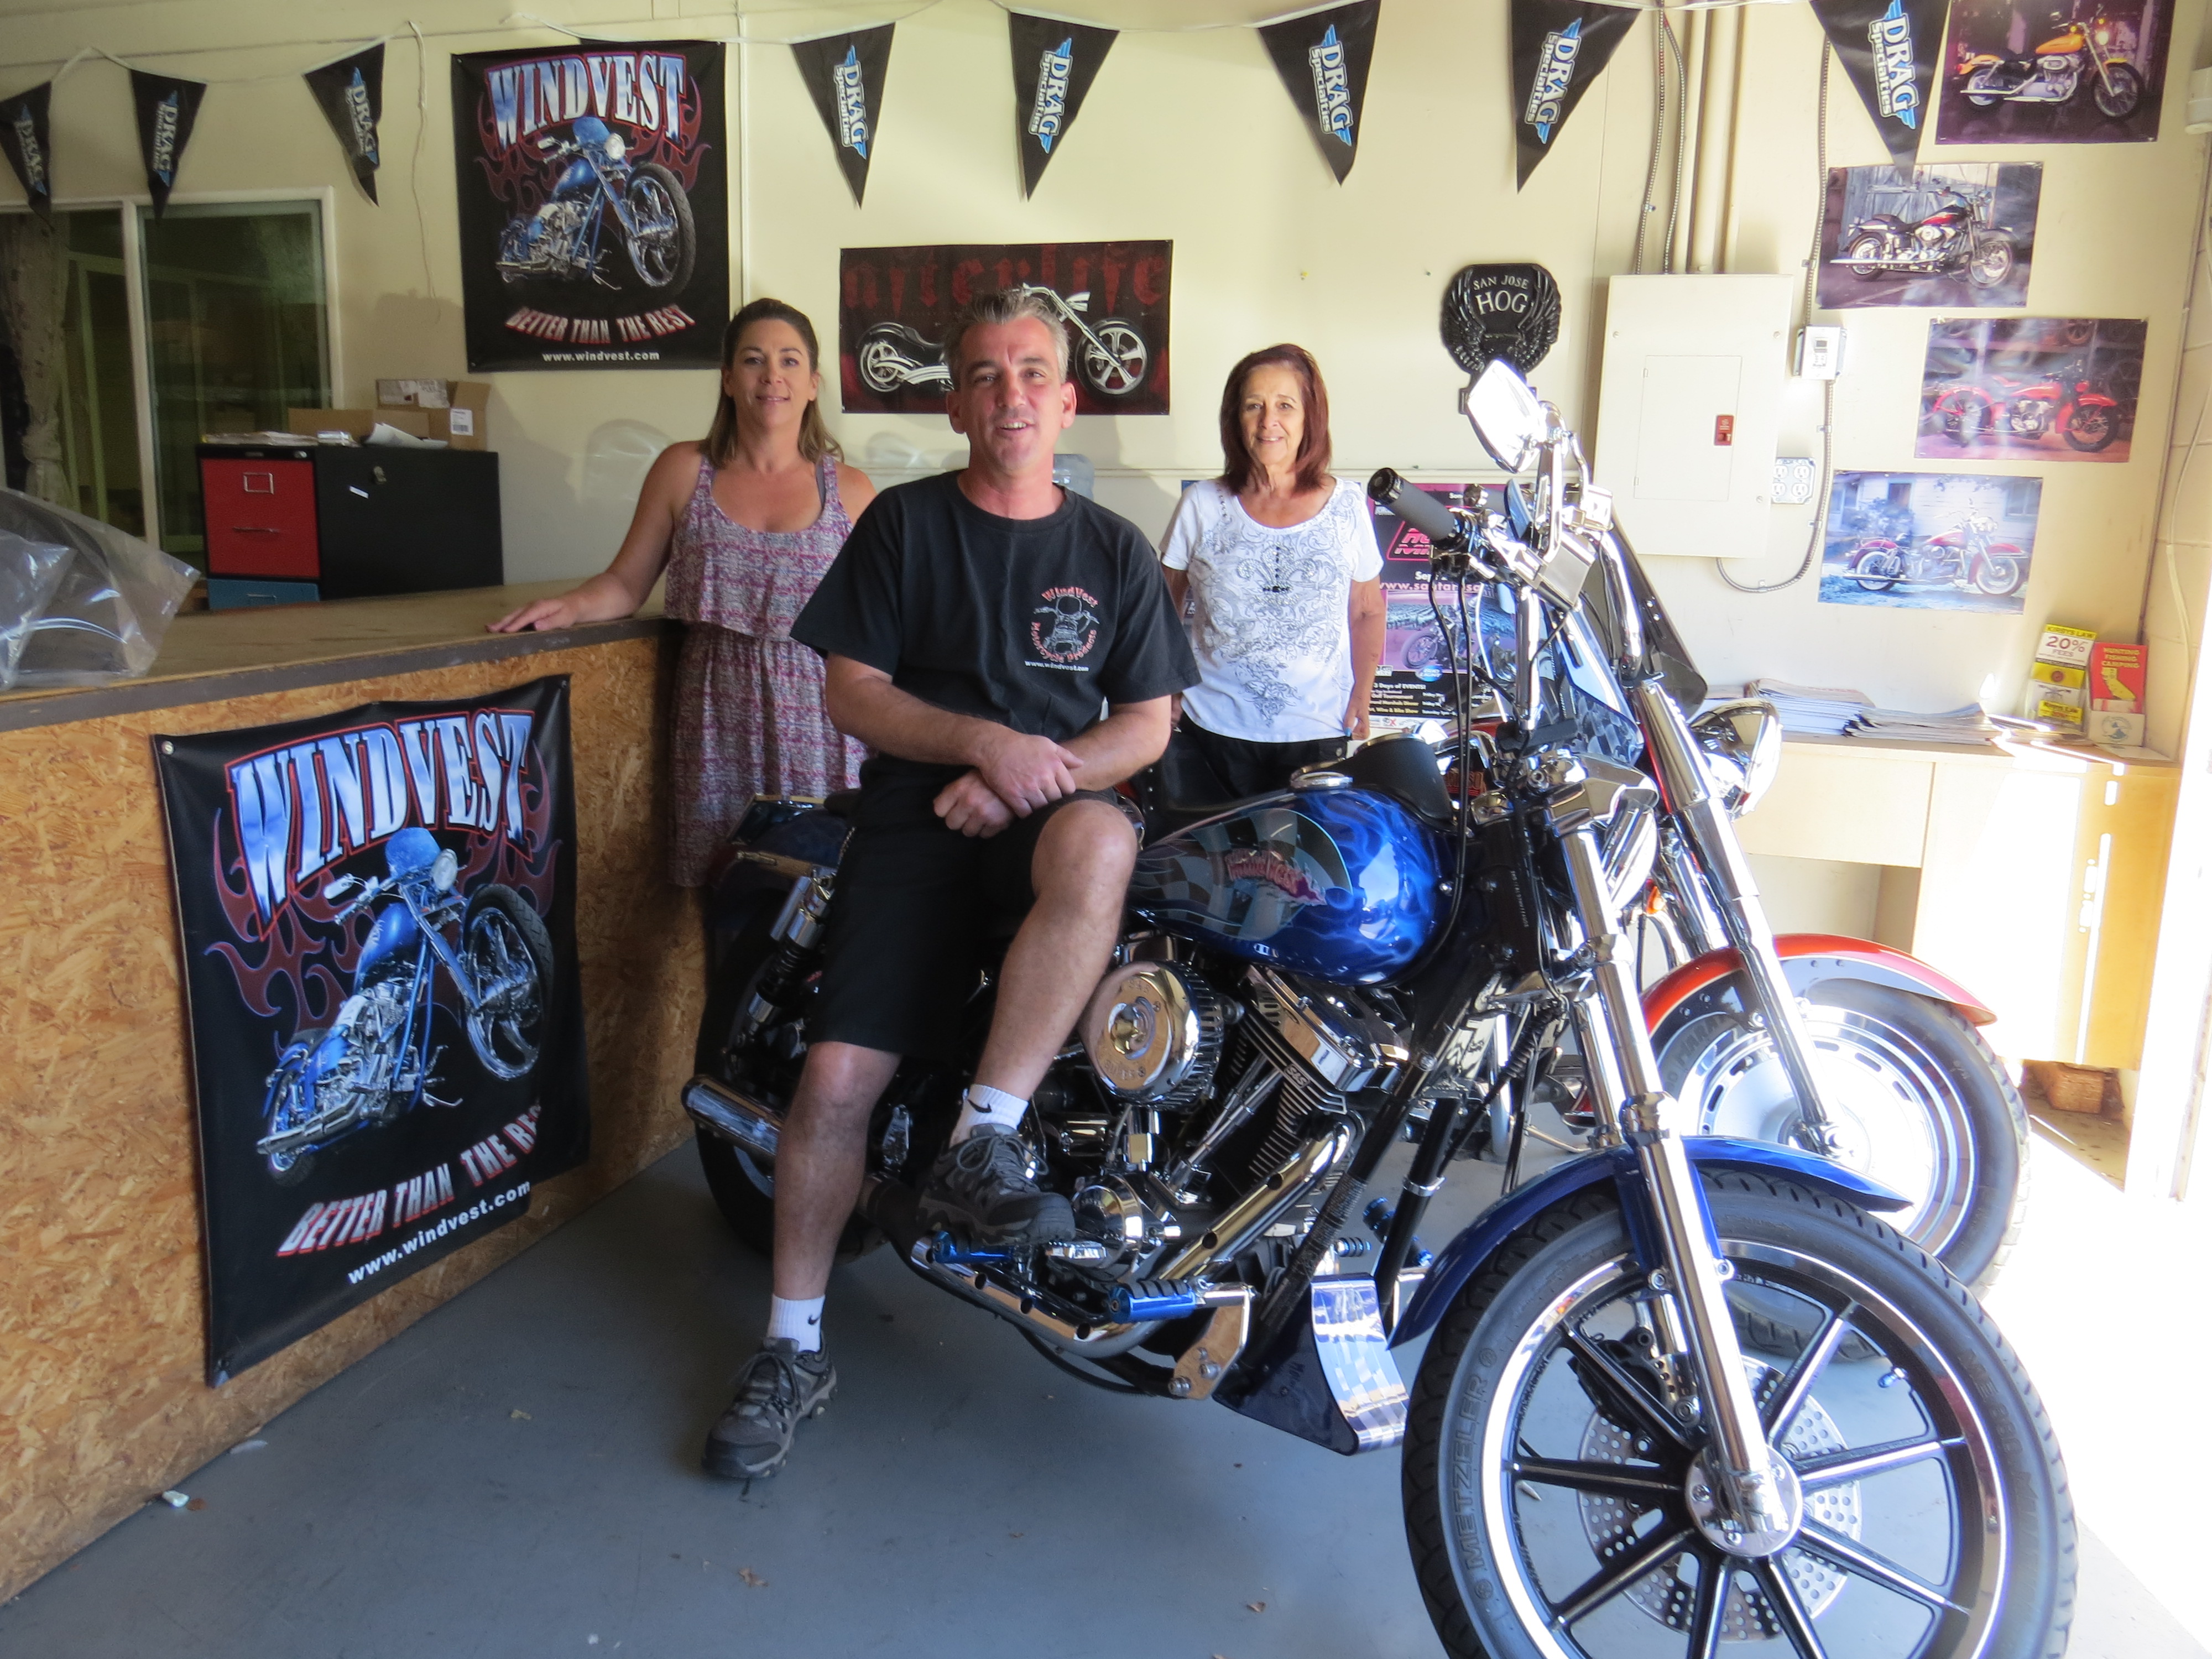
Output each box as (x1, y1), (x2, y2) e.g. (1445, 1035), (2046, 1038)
(1795, 326), (1846, 379)
(1772, 457), (1817, 504)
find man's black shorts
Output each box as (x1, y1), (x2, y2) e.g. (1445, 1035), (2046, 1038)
(807, 761), (1126, 1062)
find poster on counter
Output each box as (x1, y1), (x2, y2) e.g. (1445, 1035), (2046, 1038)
(838, 241), (1171, 415)
(1818, 469), (2043, 613)
(1938, 0), (2172, 144)
(450, 41), (729, 371)
(154, 677), (588, 1383)
(1369, 481), (1474, 731)
(1918, 315), (2145, 462)
(1815, 161), (2040, 309)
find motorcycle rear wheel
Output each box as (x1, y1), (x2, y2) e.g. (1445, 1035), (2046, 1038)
(1843, 232), (1888, 282)
(262, 1035), (325, 1187)
(2094, 62), (2143, 118)
(2063, 408), (2117, 452)
(1850, 549), (1904, 592)
(1966, 233), (2014, 290)
(1079, 321), (1149, 396)
(857, 332), (912, 395)
(1402, 1174), (2074, 1659)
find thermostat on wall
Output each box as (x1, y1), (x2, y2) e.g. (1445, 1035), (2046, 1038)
(1795, 326), (1846, 379)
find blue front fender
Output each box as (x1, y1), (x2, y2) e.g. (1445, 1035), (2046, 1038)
(1390, 1136), (1910, 1348)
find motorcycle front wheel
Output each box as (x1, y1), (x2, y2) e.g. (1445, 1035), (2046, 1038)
(1965, 233), (2014, 290)
(461, 885), (555, 1080)
(1974, 554), (2026, 597)
(1652, 977), (2027, 1290)
(1402, 1173), (2074, 1659)
(1079, 320), (1149, 395)
(2064, 407), (2117, 452)
(622, 163), (696, 292)
(2095, 61), (2143, 118)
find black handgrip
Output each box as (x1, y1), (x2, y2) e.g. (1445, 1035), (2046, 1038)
(1368, 468), (1466, 552)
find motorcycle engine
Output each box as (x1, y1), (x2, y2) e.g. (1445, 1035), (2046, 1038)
(1078, 960), (1224, 1110)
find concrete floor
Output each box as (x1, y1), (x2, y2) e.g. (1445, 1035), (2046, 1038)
(4, 1131), (2204, 1658)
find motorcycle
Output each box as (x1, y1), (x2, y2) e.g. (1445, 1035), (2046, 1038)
(258, 827), (555, 1186)
(1932, 363), (2122, 452)
(684, 358), (2071, 1658)
(495, 116), (696, 295)
(1955, 4), (2146, 121)
(1849, 510), (2030, 599)
(1834, 191), (2016, 290)
(855, 283), (1152, 398)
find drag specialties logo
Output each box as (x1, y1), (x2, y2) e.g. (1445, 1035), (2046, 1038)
(1307, 25), (1356, 147)
(150, 92), (180, 182)
(1027, 38), (1074, 150)
(343, 68), (379, 162)
(1224, 848), (1324, 906)
(1029, 585), (1100, 666)
(832, 45), (872, 155)
(1523, 21), (1583, 139)
(1867, 0), (1921, 126)
(12, 105), (43, 192)
(483, 52), (692, 149)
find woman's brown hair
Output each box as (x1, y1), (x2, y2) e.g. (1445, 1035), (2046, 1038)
(1218, 343), (1332, 495)
(705, 298), (843, 468)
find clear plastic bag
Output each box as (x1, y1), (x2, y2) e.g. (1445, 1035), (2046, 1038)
(0, 489), (199, 686)
(0, 530), (74, 690)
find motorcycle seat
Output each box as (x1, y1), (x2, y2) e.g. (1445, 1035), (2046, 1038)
(821, 789), (864, 820)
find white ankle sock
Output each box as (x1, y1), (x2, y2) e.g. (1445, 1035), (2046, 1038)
(766, 1295), (825, 1353)
(952, 1083), (1028, 1143)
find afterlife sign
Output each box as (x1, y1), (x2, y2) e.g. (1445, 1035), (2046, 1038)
(154, 678), (588, 1382)
(451, 41), (729, 370)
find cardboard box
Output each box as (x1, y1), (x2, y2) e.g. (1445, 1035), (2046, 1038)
(287, 380), (489, 451)
(2089, 641), (2146, 712)
(2089, 709), (2147, 747)
(377, 378), (453, 408)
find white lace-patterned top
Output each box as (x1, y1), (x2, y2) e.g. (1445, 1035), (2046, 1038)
(1158, 476), (1381, 742)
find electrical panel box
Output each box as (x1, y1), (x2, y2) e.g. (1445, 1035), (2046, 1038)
(1593, 275), (1794, 560)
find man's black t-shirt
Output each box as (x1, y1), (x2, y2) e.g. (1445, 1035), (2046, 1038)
(792, 472), (1197, 804)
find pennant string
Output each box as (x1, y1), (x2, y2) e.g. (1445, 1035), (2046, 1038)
(409, 20), (435, 300)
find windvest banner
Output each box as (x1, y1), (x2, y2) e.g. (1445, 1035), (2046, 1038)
(304, 43), (385, 205)
(791, 25), (895, 206)
(153, 677), (588, 1383)
(1510, 0), (1635, 187)
(130, 70), (206, 218)
(1007, 12), (1117, 197)
(1811, 0), (1949, 170)
(0, 81), (54, 220)
(1258, 1), (1380, 185)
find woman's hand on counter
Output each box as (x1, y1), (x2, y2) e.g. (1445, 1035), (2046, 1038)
(489, 594), (588, 633)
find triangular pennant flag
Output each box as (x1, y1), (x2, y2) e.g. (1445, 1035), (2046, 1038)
(1808, 0), (1948, 170)
(1008, 13), (1117, 198)
(791, 25), (894, 207)
(1510, 0), (1635, 188)
(0, 83), (55, 220)
(130, 70), (206, 218)
(1258, 1), (1379, 185)
(304, 43), (385, 205)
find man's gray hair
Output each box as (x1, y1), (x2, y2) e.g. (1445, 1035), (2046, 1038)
(941, 287), (1070, 382)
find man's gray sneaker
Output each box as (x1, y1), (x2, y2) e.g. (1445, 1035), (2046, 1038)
(916, 1124), (1077, 1247)
(702, 1339), (836, 1479)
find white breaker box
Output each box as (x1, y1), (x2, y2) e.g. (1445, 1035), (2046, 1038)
(1593, 274), (1794, 561)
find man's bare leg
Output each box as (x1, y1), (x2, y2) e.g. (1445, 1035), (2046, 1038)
(771, 1041), (901, 1301)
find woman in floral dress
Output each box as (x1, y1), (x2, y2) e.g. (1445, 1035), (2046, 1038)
(493, 299), (874, 883)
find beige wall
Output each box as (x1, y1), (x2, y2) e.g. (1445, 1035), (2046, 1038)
(3, 0), (2207, 728)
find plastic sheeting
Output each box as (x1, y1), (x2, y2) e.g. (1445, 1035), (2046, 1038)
(0, 489), (197, 687)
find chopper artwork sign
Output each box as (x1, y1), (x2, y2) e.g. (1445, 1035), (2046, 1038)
(450, 41), (728, 371)
(154, 678), (587, 1383)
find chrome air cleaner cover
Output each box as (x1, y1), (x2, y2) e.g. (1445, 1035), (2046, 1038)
(1079, 961), (1224, 1109)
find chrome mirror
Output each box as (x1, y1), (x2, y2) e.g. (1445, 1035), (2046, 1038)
(1689, 698), (1783, 817)
(1459, 359), (1546, 474)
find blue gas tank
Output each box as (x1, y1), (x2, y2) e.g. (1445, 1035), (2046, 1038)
(1128, 789), (1446, 983)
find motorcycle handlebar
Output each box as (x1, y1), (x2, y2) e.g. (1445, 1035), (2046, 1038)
(1368, 469), (1468, 555)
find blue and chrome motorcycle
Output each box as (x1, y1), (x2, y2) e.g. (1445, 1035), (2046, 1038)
(495, 116), (695, 296)
(686, 362), (2071, 1659)
(258, 828), (554, 1186)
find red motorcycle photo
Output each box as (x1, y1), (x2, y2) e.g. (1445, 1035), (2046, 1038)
(1849, 509), (2029, 598)
(1918, 315), (2145, 463)
(1931, 357), (2121, 451)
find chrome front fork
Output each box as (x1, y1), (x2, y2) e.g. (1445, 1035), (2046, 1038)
(1556, 815), (1796, 1541)
(1634, 680), (1838, 1152)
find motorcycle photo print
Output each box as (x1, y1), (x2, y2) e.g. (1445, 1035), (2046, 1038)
(1937, 0), (2174, 143)
(838, 241), (1170, 415)
(1819, 469), (2044, 613)
(1919, 314), (2146, 462)
(1815, 161), (2041, 309)
(451, 43), (729, 372)
(154, 678), (588, 1382)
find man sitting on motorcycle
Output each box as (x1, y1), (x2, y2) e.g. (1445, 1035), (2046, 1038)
(702, 287), (1198, 1480)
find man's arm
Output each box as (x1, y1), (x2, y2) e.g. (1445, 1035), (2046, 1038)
(824, 656), (1082, 812)
(932, 697), (1172, 837)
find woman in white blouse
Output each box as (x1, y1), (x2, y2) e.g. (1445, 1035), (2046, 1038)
(1157, 343), (1386, 802)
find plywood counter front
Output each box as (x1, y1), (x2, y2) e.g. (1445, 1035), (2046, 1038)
(0, 586), (701, 1599)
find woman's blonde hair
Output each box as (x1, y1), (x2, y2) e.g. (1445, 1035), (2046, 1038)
(704, 298), (842, 468)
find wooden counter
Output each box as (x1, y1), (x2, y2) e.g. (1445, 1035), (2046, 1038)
(0, 586), (701, 1600)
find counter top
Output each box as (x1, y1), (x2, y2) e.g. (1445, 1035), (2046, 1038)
(0, 582), (672, 734)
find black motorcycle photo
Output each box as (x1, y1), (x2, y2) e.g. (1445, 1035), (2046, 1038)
(685, 359), (2072, 1659)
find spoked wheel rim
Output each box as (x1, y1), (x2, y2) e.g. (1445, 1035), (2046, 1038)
(1672, 1007), (1978, 1260)
(625, 178), (681, 285)
(1464, 1246), (2005, 1659)
(1968, 238), (2012, 288)
(465, 909), (546, 1079)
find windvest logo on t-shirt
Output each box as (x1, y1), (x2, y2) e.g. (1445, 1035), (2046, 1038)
(1030, 586), (1100, 669)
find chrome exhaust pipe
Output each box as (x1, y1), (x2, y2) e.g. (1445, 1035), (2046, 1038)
(682, 1073), (781, 1164)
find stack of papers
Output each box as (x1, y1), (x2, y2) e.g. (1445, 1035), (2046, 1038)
(1846, 704), (2005, 743)
(1707, 680), (2007, 746)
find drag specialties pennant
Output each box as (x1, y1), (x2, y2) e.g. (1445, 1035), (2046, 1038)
(1510, 0), (1634, 187)
(304, 43), (385, 205)
(1258, 1), (1379, 184)
(1008, 12), (1117, 197)
(131, 69), (207, 217)
(1809, 0), (1948, 170)
(0, 82), (55, 218)
(791, 25), (894, 206)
